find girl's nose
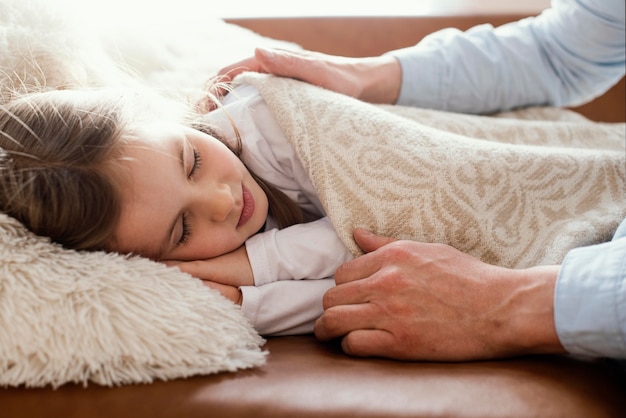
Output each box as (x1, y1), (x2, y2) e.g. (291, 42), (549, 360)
(205, 183), (235, 223)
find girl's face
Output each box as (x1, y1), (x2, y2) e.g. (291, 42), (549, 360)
(111, 123), (269, 261)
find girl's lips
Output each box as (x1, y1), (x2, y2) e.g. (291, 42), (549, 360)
(238, 184), (255, 227)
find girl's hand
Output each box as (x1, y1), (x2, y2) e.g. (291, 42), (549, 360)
(199, 280), (242, 305)
(165, 245), (254, 287)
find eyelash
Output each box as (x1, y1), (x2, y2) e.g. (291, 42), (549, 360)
(179, 213), (191, 246)
(189, 148), (202, 178)
(179, 147), (201, 247)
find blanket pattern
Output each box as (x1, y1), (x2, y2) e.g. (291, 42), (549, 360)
(241, 73), (626, 268)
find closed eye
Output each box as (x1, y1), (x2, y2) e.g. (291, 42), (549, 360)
(177, 213), (191, 246)
(178, 146), (202, 247)
(189, 148), (202, 178)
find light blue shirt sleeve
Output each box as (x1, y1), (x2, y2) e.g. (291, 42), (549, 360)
(555, 219), (626, 358)
(388, 0), (625, 113)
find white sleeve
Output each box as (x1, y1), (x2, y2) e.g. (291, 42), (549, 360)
(554, 218), (626, 358)
(244, 217), (354, 286)
(240, 278), (335, 336)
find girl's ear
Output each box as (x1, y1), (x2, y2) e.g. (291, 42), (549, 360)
(195, 95), (218, 113)
(190, 121), (220, 138)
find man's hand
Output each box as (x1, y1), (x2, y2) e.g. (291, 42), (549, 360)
(314, 229), (565, 361)
(215, 48), (402, 104)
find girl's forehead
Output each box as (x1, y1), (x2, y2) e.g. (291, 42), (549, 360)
(121, 140), (182, 169)
(125, 123), (186, 150)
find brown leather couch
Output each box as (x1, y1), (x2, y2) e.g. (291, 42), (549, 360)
(2, 336), (625, 417)
(2, 9), (625, 418)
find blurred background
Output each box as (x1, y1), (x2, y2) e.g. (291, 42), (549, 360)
(56, 0), (551, 20)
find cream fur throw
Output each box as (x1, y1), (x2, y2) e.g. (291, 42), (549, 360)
(240, 73), (626, 267)
(0, 0), (304, 388)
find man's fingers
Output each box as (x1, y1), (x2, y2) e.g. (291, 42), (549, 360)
(322, 277), (371, 310)
(253, 47), (312, 78)
(332, 229), (397, 285)
(217, 48), (306, 79)
(340, 330), (399, 358)
(314, 305), (366, 341)
(353, 228), (397, 253)
(333, 251), (382, 285)
(314, 302), (384, 340)
(314, 309), (400, 358)
(218, 56), (263, 77)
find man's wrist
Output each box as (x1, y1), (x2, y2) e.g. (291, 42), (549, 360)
(360, 55), (402, 104)
(504, 265), (566, 355)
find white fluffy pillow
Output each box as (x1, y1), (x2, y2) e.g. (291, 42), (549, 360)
(0, 214), (266, 388)
(0, 0), (299, 387)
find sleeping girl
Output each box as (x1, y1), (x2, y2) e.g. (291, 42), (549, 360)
(0, 83), (353, 336)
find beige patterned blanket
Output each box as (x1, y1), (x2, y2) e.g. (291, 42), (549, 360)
(240, 73), (626, 268)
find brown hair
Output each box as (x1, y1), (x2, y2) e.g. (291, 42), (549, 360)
(0, 87), (303, 254)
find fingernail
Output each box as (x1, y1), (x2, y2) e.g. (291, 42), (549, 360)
(256, 47), (275, 60)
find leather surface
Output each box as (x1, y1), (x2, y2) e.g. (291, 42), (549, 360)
(2, 335), (625, 418)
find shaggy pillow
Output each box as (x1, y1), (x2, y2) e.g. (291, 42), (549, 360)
(0, 0), (299, 387)
(0, 214), (266, 388)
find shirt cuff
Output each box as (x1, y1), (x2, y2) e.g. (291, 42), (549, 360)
(385, 28), (465, 109)
(555, 236), (626, 358)
(240, 286), (261, 328)
(386, 45), (447, 109)
(245, 233), (274, 286)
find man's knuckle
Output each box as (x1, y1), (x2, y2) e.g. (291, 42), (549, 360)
(320, 309), (341, 331)
(322, 290), (335, 309)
